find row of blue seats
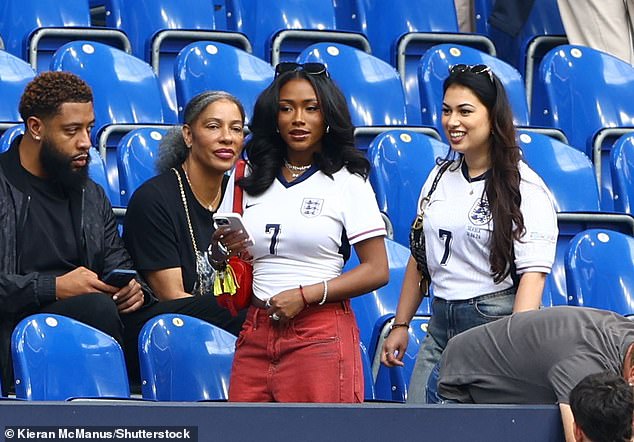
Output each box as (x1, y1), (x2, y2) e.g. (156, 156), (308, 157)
(1, 39), (633, 209)
(10, 312), (235, 401)
(0, 0), (566, 128)
(9, 225), (633, 403)
(1, 0), (564, 71)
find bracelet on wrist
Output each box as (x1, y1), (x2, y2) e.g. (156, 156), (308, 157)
(318, 280), (328, 305)
(299, 285), (310, 309)
(390, 322), (409, 331)
(385, 321), (410, 338)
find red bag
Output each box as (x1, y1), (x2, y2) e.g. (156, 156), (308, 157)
(215, 159), (253, 316)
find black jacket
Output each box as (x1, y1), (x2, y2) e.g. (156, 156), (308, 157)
(0, 137), (149, 387)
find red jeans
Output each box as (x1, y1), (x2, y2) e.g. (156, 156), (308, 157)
(228, 300), (363, 403)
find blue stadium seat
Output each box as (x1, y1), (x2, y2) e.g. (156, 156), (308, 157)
(531, 45), (634, 211)
(0, 50), (36, 134)
(11, 314), (130, 401)
(518, 131), (601, 306)
(474, 0), (567, 105)
(103, 0), (250, 122)
(0, 125), (25, 153)
(138, 314), (236, 401)
(374, 363), (407, 403)
(174, 41), (274, 124)
(0, 0), (130, 72)
(355, 1), (495, 123)
(345, 238), (431, 397)
(298, 43), (408, 125)
(89, 147), (119, 205)
(565, 229), (634, 316)
(372, 315), (430, 402)
(51, 41), (171, 206)
(611, 134), (634, 214)
(297, 43), (439, 150)
(518, 131), (600, 213)
(368, 130), (448, 246)
(360, 341), (377, 401)
(418, 43), (530, 140)
(117, 127), (167, 205)
(234, 0), (370, 64)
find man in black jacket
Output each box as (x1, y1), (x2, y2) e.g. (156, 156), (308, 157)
(0, 71), (147, 391)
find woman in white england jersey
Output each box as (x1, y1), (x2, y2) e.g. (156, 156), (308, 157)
(381, 64), (558, 403)
(228, 63), (389, 402)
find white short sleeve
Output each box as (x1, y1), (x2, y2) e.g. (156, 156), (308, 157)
(514, 163), (558, 274)
(340, 173), (386, 244)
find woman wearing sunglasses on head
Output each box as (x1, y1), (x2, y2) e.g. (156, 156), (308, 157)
(381, 64), (558, 403)
(228, 62), (389, 403)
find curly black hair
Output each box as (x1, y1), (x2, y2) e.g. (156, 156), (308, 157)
(19, 71), (93, 122)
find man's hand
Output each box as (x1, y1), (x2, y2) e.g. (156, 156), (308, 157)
(112, 278), (145, 314)
(55, 266), (118, 300)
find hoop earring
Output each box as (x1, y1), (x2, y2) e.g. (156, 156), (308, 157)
(325, 125), (330, 134)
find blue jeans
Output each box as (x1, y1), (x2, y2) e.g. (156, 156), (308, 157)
(407, 288), (515, 403)
(425, 361), (458, 404)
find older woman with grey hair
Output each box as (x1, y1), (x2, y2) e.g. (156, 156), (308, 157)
(121, 91), (250, 382)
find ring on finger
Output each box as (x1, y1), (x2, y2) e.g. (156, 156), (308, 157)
(270, 312), (280, 321)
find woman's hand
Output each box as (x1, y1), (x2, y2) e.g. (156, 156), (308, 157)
(266, 288), (306, 321)
(213, 226), (253, 259)
(381, 327), (409, 367)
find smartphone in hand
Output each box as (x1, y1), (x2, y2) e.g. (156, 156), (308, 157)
(102, 269), (137, 288)
(212, 212), (255, 247)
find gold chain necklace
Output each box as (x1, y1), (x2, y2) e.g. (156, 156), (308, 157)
(182, 165), (221, 211)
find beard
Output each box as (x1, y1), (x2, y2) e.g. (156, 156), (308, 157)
(40, 138), (90, 190)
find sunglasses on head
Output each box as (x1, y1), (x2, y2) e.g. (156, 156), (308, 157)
(449, 64), (494, 83)
(274, 62), (329, 78)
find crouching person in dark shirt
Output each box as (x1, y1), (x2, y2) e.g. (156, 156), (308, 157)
(0, 71), (148, 393)
(435, 306), (634, 442)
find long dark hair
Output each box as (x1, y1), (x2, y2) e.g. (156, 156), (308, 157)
(239, 70), (369, 196)
(443, 69), (524, 283)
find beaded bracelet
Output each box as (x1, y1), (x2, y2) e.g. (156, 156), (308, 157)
(390, 322), (409, 331)
(318, 280), (328, 305)
(299, 285), (310, 309)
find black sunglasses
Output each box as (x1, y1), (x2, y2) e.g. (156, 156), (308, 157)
(274, 62), (330, 78)
(449, 64), (494, 83)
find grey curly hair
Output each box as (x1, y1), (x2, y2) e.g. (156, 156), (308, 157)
(156, 91), (246, 173)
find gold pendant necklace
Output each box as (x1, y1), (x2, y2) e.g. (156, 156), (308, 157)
(183, 166), (221, 211)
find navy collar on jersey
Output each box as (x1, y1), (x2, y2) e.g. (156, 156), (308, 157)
(277, 163), (320, 188)
(460, 157), (491, 183)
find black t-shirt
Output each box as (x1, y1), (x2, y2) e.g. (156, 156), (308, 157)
(21, 170), (79, 275)
(123, 167), (228, 295)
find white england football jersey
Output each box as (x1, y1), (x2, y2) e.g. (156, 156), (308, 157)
(418, 159), (557, 301)
(241, 166), (386, 301)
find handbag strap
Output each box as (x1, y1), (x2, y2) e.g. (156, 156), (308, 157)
(413, 161), (452, 229)
(233, 159), (246, 215)
(425, 160), (452, 201)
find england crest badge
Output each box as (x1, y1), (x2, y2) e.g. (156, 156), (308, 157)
(301, 198), (324, 217)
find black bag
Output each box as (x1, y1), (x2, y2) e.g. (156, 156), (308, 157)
(409, 161), (451, 295)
